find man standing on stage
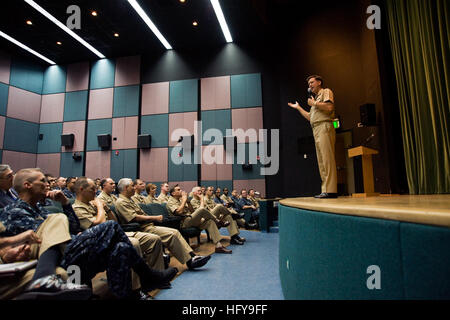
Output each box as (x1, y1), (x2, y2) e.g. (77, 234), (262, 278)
(288, 75), (338, 199)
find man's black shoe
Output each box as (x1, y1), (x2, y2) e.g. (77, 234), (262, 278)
(187, 255), (211, 270)
(142, 267), (178, 292)
(16, 274), (92, 300)
(245, 222), (258, 230)
(314, 193), (338, 199)
(230, 238), (244, 245)
(163, 253), (170, 269)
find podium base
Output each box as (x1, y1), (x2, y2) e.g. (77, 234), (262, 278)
(352, 193), (380, 198)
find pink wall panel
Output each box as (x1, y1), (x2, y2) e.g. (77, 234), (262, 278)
(0, 116), (5, 149)
(115, 56), (140, 87)
(7, 86), (41, 123)
(140, 148), (168, 182)
(66, 62), (89, 92)
(0, 52), (11, 84)
(112, 117), (138, 150)
(169, 112), (197, 147)
(85, 151), (111, 179)
(170, 181), (198, 194)
(88, 88), (113, 120)
(231, 107), (263, 143)
(2, 151), (37, 172)
(141, 82), (169, 115)
(201, 76), (230, 110)
(201, 145), (232, 181)
(62, 121), (85, 152)
(233, 179), (266, 198)
(40, 93), (65, 123)
(36, 153), (61, 177)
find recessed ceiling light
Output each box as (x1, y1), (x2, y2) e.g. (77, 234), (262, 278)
(210, 0), (233, 43)
(192, 21), (198, 27)
(179, 0), (186, 3)
(114, 33), (119, 37)
(127, 0), (172, 50)
(24, 0), (105, 58)
(0, 30), (55, 64)
(26, 20), (33, 25)
(91, 10), (98, 16)
(56, 41), (62, 45)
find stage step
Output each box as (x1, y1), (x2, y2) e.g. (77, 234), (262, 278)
(269, 226), (279, 233)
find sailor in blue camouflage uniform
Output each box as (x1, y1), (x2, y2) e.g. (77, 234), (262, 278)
(0, 168), (177, 299)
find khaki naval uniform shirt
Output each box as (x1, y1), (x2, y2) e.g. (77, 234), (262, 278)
(156, 193), (170, 203)
(132, 193), (150, 205)
(310, 88), (335, 126)
(97, 191), (118, 207)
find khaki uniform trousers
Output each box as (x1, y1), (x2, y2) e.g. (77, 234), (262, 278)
(210, 205), (239, 237)
(312, 121), (338, 194)
(140, 225), (192, 265)
(180, 208), (222, 244)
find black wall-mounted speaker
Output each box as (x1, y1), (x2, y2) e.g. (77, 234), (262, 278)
(223, 136), (238, 152)
(138, 134), (152, 149)
(61, 134), (75, 147)
(360, 103), (376, 126)
(242, 163), (253, 171)
(97, 134), (111, 150)
(72, 152), (82, 161)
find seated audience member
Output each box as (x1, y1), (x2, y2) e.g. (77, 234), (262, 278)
(220, 188), (246, 228)
(201, 186), (206, 195)
(0, 165), (18, 208)
(132, 179), (150, 205)
(114, 178), (210, 270)
(220, 188), (233, 206)
(213, 187), (227, 206)
(97, 178), (118, 206)
(62, 177), (77, 199)
(0, 168), (178, 300)
(248, 189), (261, 211)
(44, 174), (57, 190)
(202, 187), (246, 245)
(238, 189), (259, 228)
(145, 183), (158, 204)
(54, 177), (66, 191)
(0, 225), (84, 300)
(156, 183), (170, 203)
(94, 178), (102, 196)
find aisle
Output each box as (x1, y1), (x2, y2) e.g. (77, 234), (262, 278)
(157, 230), (284, 300)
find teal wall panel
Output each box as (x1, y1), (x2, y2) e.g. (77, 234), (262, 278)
(201, 109), (231, 145)
(231, 73), (262, 108)
(3, 118), (39, 153)
(90, 59), (115, 89)
(168, 147), (198, 182)
(279, 205), (404, 300)
(232, 143), (264, 180)
(64, 90), (88, 122)
(400, 223), (450, 299)
(38, 122), (63, 154)
(113, 85), (140, 118)
(42, 65), (67, 94)
(0, 83), (8, 116)
(169, 79), (198, 113)
(9, 58), (44, 94)
(60, 152), (84, 177)
(0, 150), (2, 163)
(111, 149), (137, 181)
(140, 114), (168, 148)
(86, 119), (112, 151)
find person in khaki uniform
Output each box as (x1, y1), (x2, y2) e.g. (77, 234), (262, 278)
(156, 183), (171, 203)
(248, 189), (260, 209)
(72, 177), (165, 271)
(167, 186), (232, 254)
(97, 178), (118, 206)
(202, 187), (245, 245)
(288, 75), (338, 199)
(132, 179), (151, 205)
(115, 178), (211, 270)
(145, 183), (159, 204)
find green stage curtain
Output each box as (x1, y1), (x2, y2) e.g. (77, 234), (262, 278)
(386, 0), (449, 194)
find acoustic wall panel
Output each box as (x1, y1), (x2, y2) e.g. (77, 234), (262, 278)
(88, 88), (114, 120)
(86, 119), (112, 151)
(7, 86), (41, 123)
(115, 56), (140, 87)
(0, 82), (8, 116)
(168, 112), (197, 147)
(40, 93), (65, 123)
(201, 109), (231, 145)
(61, 121), (86, 152)
(112, 117), (138, 150)
(36, 153), (61, 177)
(90, 59), (115, 90)
(0, 116), (5, 149)
(231, 73), (262, 109)
(60, 152), (84, 177)
(66, 62), (89, 92)
(42, 65), (66, 94)
(201, 76), (230, 111)
(169, 79), (198, 113)
(9, 58), (44, 94)
(85, 151), (111, 179)
(0, 52), (11, 84)
(63, 90), (88, 122)
(38, 122), (63, 154)
(3, 118), (39, 153)
(113, 85), (140, 118)
(231, 107), (263, 143)
(2, 151), (36, 172)
(110, 149), (138, 181)
(141, 82), (169, 115)
(140, 148), (168, 183)
(140, 114), (169, 148)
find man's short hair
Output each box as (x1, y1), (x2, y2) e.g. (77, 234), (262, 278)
(73, 177), (91, 193)
(191, 186), (200, 194)
(66, 176), (77, 184)
(169, 184), (179, 196)
(0, 164), (11, 175)
(241, 189), (247, 194)
(13, 168), (42, 193)
(306, 75), (324, 86)
(117, 178), (133, 193)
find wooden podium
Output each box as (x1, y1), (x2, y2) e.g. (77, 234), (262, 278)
(348, 146), (380, 197)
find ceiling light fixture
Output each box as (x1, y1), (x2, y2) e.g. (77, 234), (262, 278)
(127, 0), (172, 50)
(210, 0), (233, 43)
(24, 0), (105, 58)
(56, 41), (62, 45)
(26, 20), (33, 25)
(114, 33), (119, 37)
(0, 30), (55, 64)
(193, 21), (198, 26)
(91, 11), (98, 16)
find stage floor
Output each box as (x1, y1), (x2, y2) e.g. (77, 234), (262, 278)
(280, 195), (450, 228)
